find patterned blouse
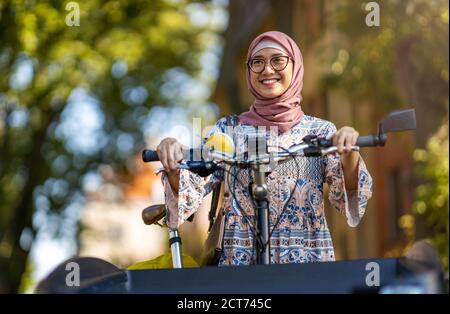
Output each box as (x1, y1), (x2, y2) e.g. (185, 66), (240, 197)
(161, 115), (373, 266)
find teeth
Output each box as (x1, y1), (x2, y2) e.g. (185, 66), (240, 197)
(262, 79), (278, 85)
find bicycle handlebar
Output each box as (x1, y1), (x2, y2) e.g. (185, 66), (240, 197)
(142, 149), (159, 162)
(356, 134), (387, 147)
(142, 133), (382, 165)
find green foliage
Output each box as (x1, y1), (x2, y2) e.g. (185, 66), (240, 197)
(323, 0), (449, 113)
(0, 0), (218, 292)
(412, 121), (449, 271)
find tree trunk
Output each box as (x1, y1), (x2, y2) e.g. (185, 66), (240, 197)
(3, 105), (60, 293)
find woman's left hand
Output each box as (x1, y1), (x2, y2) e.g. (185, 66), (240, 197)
(332, 126), (360, 190)
(332, 126), (359, 155)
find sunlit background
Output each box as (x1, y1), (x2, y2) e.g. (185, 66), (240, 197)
(0, 0), (448, 293)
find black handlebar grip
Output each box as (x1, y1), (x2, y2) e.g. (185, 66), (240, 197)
(303, 147), (322, 157)
(356, 135), (379, 147)
(142, 150), (159, 162)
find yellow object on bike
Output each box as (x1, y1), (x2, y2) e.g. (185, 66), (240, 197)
(204, 132), (234, 157)
(127, 252), (199, 270)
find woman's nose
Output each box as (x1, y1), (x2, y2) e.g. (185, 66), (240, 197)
(261, 62), (276, 74)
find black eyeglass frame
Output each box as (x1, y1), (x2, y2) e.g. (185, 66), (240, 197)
(246, 56), (293, 73)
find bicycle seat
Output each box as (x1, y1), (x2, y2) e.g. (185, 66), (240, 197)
(142, 204), (166, 225)
(142, 204), (195, 225)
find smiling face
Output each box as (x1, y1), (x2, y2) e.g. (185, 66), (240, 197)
(249, 48), (293, 99)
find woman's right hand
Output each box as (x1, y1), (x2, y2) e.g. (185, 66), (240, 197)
(156, 137), (185, 172)
(157, 137), (186, 193)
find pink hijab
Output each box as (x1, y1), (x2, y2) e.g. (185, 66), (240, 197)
(238, 31), (305, 133)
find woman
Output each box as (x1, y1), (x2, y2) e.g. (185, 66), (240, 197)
(156, 31), (373, 265)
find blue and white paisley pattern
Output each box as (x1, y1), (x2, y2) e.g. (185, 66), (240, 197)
(162, 115), (373, 265)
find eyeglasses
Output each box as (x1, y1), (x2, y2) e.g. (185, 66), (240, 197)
(247, 56), (292, 73)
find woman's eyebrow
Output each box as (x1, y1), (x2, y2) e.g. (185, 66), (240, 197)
(252, 53), (286, 59)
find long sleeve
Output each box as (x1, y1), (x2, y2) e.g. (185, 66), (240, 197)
(160, 119), (226, 229)
(320, 123), (373, 227)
